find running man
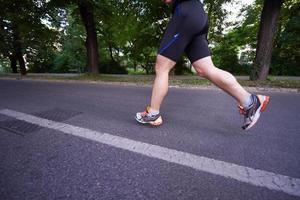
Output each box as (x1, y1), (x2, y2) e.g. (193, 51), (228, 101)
(135, 0), (270, 130)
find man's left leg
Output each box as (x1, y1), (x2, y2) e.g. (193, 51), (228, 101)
(192, 56), (270, 130)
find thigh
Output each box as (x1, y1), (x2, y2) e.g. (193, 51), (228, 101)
(158, 14), (191, 63)
(185, 33), (211, 64)
(159, 0), (209, 63)
(155, 54), (176, 72)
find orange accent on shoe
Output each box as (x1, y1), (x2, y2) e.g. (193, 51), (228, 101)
(146, 106), (151, 113)
(260, 96), (270, 113)
(140, 106), (151, 117)
(238, 105), (246, 115)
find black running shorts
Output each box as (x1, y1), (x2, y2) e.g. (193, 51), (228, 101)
(158, 0), (211, 63)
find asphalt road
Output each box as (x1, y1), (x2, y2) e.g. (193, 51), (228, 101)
(0, 79), (299, 200)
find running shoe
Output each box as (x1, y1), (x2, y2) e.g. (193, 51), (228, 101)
(135, 106), (163, 126)
(238, 94), (270, 130)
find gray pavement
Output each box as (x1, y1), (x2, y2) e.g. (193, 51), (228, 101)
(0, 79), (299, 200)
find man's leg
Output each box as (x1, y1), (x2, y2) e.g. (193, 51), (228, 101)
(192, 56), (251, 106)
(192, 56), (270, 130)
(150, 55), (176, 112)
(135, 55), (176, 126)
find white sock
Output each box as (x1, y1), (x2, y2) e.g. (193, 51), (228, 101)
(149, 109), (159, 116)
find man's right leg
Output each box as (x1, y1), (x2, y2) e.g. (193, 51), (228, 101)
(135, 0), (192, 125)
(150, 55), (176, 112)
(135, 55), (176, 125)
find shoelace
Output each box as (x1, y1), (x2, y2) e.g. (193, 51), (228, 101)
(238, 105), (254, 123)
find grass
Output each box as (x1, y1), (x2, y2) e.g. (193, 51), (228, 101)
(1, 72), (300, 89)
(68, 73), (300, 89)
(127, 68), (147, 75)
(237, 79), (300, 89)
(69, 73), (154, 84)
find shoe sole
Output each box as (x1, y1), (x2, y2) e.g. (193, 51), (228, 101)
(135, 116), (163, 126)
(244, 95), (270, 130)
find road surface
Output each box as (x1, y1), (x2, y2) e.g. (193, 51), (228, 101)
(0, 79), (299, 200)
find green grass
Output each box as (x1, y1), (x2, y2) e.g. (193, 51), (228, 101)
(169, 77), (211, 86)
(127, 68), (147, 75)
(238, 79), (300, 89)
(69, 73), (300, 88)
(69, 73), (154, 84)
(69, 74), (300, 89)
(1, 73), (300, 89)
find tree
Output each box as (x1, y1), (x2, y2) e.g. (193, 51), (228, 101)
(78, 0), (99, 73)
(100, 0), (169, 74)
(0, 0), (28, 74)
(271, 0), (300, 76)
(49, 0), (100, 73)
(50, 9), (86, 73)
(0, 0), (60, 75)
(212, 32), (241, 74)
(205, 0), (232, 41)
(251, 0), (284, 80)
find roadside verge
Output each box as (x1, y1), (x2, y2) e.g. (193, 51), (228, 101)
(0, 73), (299, 93)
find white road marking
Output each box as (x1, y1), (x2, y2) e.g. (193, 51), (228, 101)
(1, 108), (299, 197)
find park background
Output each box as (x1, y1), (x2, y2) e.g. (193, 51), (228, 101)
(0, 0), (299, 81)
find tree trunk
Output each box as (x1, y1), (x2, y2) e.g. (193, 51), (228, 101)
(250, 0), (283, 80)
(12, 26), (26, 75)
(17, 52), (26, 75)
(133, 61), (137, 71)
(108, 42), (116, 63)
(9, 55), (17, 73)
(78, 0), (99, 74)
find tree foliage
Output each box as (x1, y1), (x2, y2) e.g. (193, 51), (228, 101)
(0, 0), (298, 77)
(271, 0), (300, 76)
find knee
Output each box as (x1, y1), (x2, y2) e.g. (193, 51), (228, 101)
(154, 55), (176, 75)
(195, 67), (206, 77)
(192, 57), (215, 78)
(155, 64), (171, 75)
(195, 65), (214, 78)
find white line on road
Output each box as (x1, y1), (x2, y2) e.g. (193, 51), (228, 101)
(1, 108), (299, 197)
